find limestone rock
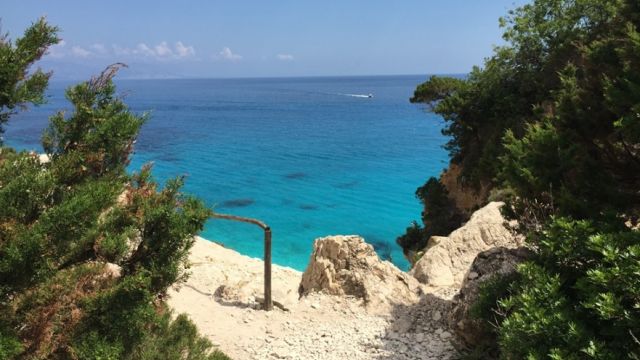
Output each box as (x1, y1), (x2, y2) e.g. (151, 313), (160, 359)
(410, 202), (522, 287)
(102, 262), (122, 279)
(214, 284), (243, 303)
(299, 235), (422, 312)
(38, 153), (50, 164)
(448, 246), (530, 348)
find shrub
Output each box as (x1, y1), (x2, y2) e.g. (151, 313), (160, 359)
(494, 220), (640, 359)
(0, 18), (59, 136)
(396, 177), (463, 259)
(410, 0), (640, 358)
(0, 20), (226, 360)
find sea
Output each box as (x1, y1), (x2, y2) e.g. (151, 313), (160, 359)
(4, 75), (449, 271)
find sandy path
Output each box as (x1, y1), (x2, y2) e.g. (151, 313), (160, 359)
(167, 237), (458, 360)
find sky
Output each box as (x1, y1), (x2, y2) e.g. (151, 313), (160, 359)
(1, 1), (529, 79)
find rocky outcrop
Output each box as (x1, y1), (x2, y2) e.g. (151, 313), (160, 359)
(103, 262), (122, 278)
(440, 164), (488, 215)
(170, 237), (460, 360)
(448, 247), (530, 348)
(410, 202), (522, 288)
(299, 235), (423, 313)
(38, 153), (50, 164)
(165, 203), (528, 359)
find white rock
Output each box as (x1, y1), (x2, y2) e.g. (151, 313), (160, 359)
(410, 202), (523, 287)
(38, 153), (50, 164)
(299, 235), (423, 313)
(432, 311), (442, 321)
(166, 236), (463, 360)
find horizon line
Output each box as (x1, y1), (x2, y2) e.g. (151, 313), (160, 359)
(49, 72), (468, 82)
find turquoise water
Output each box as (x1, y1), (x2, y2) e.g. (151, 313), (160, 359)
(4, 75), (449, 270)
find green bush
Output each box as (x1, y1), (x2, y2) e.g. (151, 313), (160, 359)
(0, 19), (227, 359)
(495, 220), (640, 359)
(396, 177), (463, 259)
(0, 18), (59, 135)
(410, 0), (640, 358)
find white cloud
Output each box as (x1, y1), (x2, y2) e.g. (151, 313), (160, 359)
(276, 53), (294, 61)
(219, 47), (242, 61)
(45, 40), (197, 61)
(176, 41), (195, 58)
(112, 44), (131, 56)
(47, 40), (66, 58)
(122, 41), (195, 60)
(91, 43), (107, 54)
(134, 43), (155, 57)
(71, 45), (92, 58)
(154, 41), (173, 57)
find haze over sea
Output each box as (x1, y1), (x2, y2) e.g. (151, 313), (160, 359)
(5, 75), (449, 270)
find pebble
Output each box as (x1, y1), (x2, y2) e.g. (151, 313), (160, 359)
(200, 285), (458, 359)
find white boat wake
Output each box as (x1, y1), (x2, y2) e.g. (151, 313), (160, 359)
(338, 93), (373, 98)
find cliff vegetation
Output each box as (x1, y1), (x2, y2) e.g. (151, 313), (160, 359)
(0, 19), (229, 360)
(402, 0), (640, 358)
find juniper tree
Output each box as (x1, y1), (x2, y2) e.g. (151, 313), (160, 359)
(0, 20), (228, 360)
(0, 17), (59, 140)
(409, 0), (640, 357)
(396, 177), (462, 259)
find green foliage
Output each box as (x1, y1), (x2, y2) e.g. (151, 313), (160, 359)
(499, 14), (640, 218)
(412, 58), (542, 187)
(410, 0), (640, 358)
(124, 171), (212, 293)
(396, 177), (463, 258)
(0, 325), (22, 360)
(74, 312), (232, 360)
(0, 19), (226, 360)
(492, 4), (640, 354)
(396, 221), (425, 258)
(497, 221), (640, 359)
(128, 314), (231, 360)
(469, 272), (519, 326)
(0, 18), (59, 137)
(410, 75), (466, 104)
(459, 273), (520, 360)
(411, 1), (638, 190)
(42, 65), (147, 184)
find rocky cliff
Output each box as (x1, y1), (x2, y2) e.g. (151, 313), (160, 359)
(439, 163), (489, 215)
(299, 235), (423, 313)
(409, 202), (523, 288)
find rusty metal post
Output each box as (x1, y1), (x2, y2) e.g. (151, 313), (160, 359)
(209, 212), (273, 311)
(264, 227), (273, 311)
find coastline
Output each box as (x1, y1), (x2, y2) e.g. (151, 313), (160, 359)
(6, 75), (444, 273)
(197, 235), (302, 274)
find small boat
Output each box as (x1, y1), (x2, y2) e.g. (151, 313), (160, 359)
(368, 93), (373, 98)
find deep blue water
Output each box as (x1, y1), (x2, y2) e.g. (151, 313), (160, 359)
(4, 75), (448, 270)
